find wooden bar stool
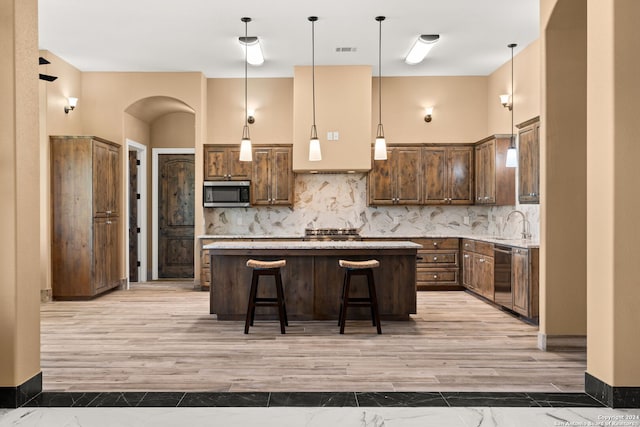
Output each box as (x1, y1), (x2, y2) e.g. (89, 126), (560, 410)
(244, 259), (288, 334)
(337, 259), (382, 334)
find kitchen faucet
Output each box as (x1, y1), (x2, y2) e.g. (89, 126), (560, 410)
(506, 210), (532, 240)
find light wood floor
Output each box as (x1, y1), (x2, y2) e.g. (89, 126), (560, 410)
(40, 282), (586, 392)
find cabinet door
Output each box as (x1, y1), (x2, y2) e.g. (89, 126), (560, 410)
(203, 146), (229, 180)
(395, 147), (422, 204)
(368, 147), (395, 205)
(423, 147), (448, 204)
(270, 147), (293, 205)
(447, 147), (474, 204)
(93, 140), (115, 216)
(512, 248), (529, 316)
(462, 251), (473, 289)
(475, 254), (494, 300)
(94, 217), (120, 293)
(251, 147), (271, 205)
(107, 144), (120, 216)
(518, 122), (540, 204)
(227, 147), (252, 181)
(476, 141), (496, 204)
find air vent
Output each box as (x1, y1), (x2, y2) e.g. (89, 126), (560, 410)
(335, 47), (357, 53)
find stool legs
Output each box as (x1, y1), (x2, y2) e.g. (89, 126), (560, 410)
(244, 268), (288, 334)
(338, 268), (382, 334)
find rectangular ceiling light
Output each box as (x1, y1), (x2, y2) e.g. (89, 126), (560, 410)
(405, 34), (440, 65)
(239, 36), (264, 66)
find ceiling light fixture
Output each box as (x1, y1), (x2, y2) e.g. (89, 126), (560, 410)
(404, 34), (440, 65)
(238, 35), (264, 66)
(64, 97), (78, 114)
(374, 16), (387, 161)
(239, 17), (253, 162)
(308, 16), (321, 162)
(505, 43), (518, 168)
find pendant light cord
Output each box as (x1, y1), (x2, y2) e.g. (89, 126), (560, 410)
(508, 43), (517, 148)
(244, 20), (248, 128)
(378, 18), (382, 127)
(311, 17), (317, 138)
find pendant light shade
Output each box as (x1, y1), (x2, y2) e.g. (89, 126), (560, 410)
(505, 43), (518, 168)
(374, 16), (387, 161)
(308, 16), (321, 162)
(239, 17), (253, 162)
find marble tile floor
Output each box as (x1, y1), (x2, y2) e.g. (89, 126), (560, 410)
(2, 405), (640, 427)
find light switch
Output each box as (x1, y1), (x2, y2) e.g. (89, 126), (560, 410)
(326, 132), (333, 141)
(333, 131), (339, 140)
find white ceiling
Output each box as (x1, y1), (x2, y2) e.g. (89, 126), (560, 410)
(38, 0), (539, 78)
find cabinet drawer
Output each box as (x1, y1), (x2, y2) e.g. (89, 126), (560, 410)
(461, 239), (475, 252)
(416, 238), (459, 250)
(202, 250), (210, 266)
(418, 270), (457, 283)
(474, 241), (494, 256)
(418, 251), (458, 266)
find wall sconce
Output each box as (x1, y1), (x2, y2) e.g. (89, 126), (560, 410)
(424, 107), (433, 123)
(500, 94), (512, 111)
(64, 97), (78, 114)
(247, 109), (255, 124)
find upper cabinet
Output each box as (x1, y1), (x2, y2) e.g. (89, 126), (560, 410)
(474, 135), (515, 206)
(516, 117), (540, 204)
(423, 146), (474, 205)
(251, 145), (294, 206)
(203, 144), (251, 181)
(368, 145), (422, 205)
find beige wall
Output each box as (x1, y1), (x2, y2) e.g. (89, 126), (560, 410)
(124, 113), (150, 147)
(0, 0), (41, 388)
(207, 77), (293, 144)
(487, 40), (541, 135)
(151, 112), (196, 148)
(374, 76), (488, 144)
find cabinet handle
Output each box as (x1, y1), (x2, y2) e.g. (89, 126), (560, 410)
(106, 220), (112, 225)
(484, 196), (489, 200)
(479, 258), (485, 263)
(433, 256), (438, 261)
(106, 210), (112, 215)
(464, 254), (469, 258)
(433, 242), (438, 247)
(433, 274), (438, 279)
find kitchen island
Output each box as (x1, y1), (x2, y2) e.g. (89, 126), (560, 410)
(204, 240), (421, 321)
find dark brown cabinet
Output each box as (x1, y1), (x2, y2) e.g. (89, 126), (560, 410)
(203, 144), (252, 181)
(474, 135), (515, 205)
(414, 238), (461, 290)
(512, 247), (539, 319)
(51, 136), (122, 299)
(461, 239), (494, 300)
(251, 145), (294, 206)
(368, 146), (422, 205)
(423, 146), (474, 205)
(516, 117), (540, 204)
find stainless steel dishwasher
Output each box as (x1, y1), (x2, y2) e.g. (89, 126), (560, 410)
(493, 245), (513, 309)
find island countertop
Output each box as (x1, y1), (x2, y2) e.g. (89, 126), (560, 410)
(203, 240), (423, 251)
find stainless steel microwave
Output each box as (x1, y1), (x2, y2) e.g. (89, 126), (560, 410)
(203, 181), (251, 207)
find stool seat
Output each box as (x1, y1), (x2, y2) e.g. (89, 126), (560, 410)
(339, 259), (379, 269)
(247, 259), (286, 269)
(338, 259), (382, 334)
(244, 259), (288, 334)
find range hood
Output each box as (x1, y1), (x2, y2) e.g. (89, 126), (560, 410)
(292, 65), (372, 172)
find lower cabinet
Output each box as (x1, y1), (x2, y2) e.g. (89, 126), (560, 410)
(512, 247), (539, 319)
(414, 238), (461, 290)
(461, 239), (494, 300)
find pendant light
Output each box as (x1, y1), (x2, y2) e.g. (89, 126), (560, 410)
(374, 16), (387, 161)
(239, 17), (253, 162)
(505, 43), (518, 168)
(308, 16), (321, 162)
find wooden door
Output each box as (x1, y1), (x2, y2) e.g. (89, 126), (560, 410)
(128, 151), (139, 282)
(423, 147), (447, 204)
(518, 122), (540, 204)
(158, 154), (195, 278)
(270, 147), (293, 205)
(447, 147), (474, 204)
(368, 147), (395, 205)
(512, 249), (529, 316)
(251, 147), (271, 205)
(395, 147), (422, 204)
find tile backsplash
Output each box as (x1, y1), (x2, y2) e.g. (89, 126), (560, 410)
(204, 173), (540, 239)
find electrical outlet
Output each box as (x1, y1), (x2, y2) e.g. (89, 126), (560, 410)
(463, 216), (470, 225)
(393, 216), (400, 224)
(333, 131), (339, 140)
(326, 131), (333, 141)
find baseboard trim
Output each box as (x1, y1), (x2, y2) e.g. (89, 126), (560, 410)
(40, 288), (52, 303)
(537, 333), (586, 351)
(585, 372), (640, 408)
(0, 372), (42, 408)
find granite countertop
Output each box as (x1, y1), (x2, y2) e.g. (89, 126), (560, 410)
(203, 240), (423, 250)
(198, 234), (539, 249)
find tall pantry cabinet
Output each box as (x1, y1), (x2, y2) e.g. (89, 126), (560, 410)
(50, 136), (122, 299)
